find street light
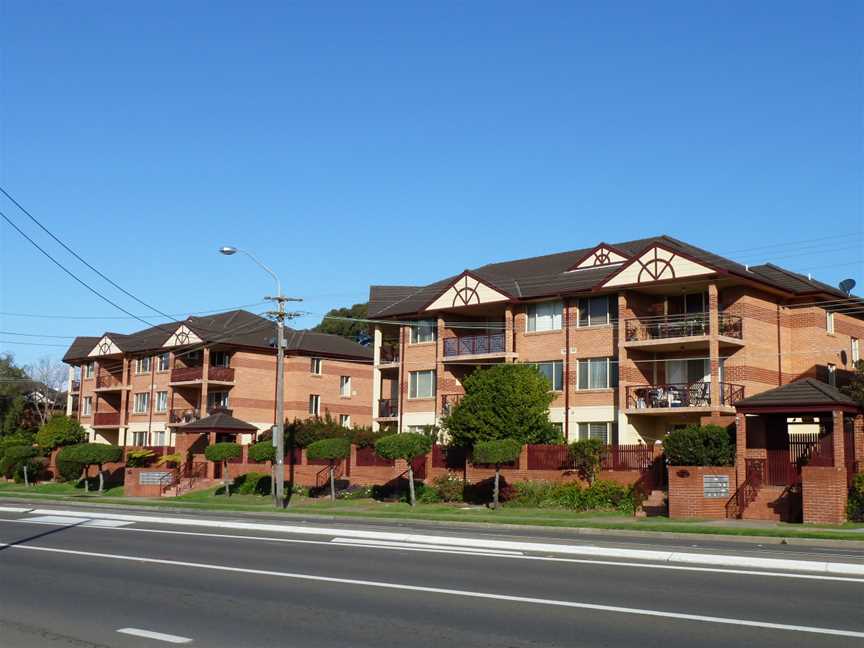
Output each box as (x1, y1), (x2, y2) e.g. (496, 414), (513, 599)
(219, 245), (299, 507)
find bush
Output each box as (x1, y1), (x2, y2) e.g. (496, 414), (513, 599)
(428, 473), (464, 502)
(505, 479), (638, 514)
(473, 439), (522, 466)
(204, 442), (242, 463)
(248, 441), (276, 463)
(338, 484), (374, 500)
(56, 443), (122, 491)
(510, 480), (557, 507)
(156, 452), (184, 467)
(36, 415), (85, 450)
(375, 433), (433, 507)
(849, 473), (864, 522)
(233, 472), (272, 496)
(463, 476), (515, 504)
(569, 438), (605, 484)
(0, 432), (35, 461)
(663, 424), (734, 466)
(306, 437), (351, 461)
(125, 449), (156, 467)
(55, 454), (85, 482)
(1, 445), (37, 480)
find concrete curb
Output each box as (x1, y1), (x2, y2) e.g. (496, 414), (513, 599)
(14, 506), (864, 577)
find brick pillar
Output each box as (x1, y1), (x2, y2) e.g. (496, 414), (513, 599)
(854, 414), (864, 467)
(505, 305), (514, 358)
(201, 347), (210, 417)
(398, 325), (406, 432)
(735, 412), (747, 487)
(832, 409), (846, 469)
(435, 317), (445, 419)
(119, 357), (130, 445)
(708, 283), (721, 411)
(617, 292), (629, 411)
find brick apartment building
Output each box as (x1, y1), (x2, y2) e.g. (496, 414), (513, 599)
(62, 310), (373, 446)
(367, 235), (863, 444)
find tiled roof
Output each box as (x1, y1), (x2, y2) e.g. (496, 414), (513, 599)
(735, 378), (857, 409)
(63, 310), (372, 362)
(367, 234), (853, 318)
(183, 411), (259, 431)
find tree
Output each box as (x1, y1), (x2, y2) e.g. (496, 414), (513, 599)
(569, 439), (606, 485)
(0, 353), (29, 423)
(248, 441), (277, 496)
(36, 415), (85, 450)
(25, 357), (67, 427)
(374, 433), (433, 507)
(442, 364), (560, 448)
(312, 302), (370, 343)
(306, 437), (350, 501)
(472, 439), (521, 510)
(842, 359), (864, 408)
(204, 442), (242, 497)
(57, 443), (122, 492)
(663, 424), (734, 466)
(1, 445), (37, 486)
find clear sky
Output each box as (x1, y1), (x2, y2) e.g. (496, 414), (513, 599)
(1, 1), (862, 366)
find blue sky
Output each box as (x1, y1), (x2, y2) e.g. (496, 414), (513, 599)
(1, 1), (862, 366)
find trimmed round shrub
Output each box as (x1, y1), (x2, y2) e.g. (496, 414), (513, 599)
(374, 433), (432, 462)
(234, 472), (272, 496)
(204, 442), (242, 463)
(57, 443), (122, 491)
(247, 441), (276, 464)
(473, 439), (521, 466)
(568, 438), (606, 484)
(306, 437), (351, 461)
(36, 415), (85, 450)
(1, 445), (37, 479)
(848, 473), (864, 522)
(663, 424), (734, 466)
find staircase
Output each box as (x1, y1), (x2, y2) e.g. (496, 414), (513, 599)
(161, 477), (216, 497)
(636, 490), (668, 517)
(741, 485), (802, 522)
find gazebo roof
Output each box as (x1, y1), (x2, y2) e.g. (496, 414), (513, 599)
(182, 411), (259, 432)
(735, 378), (859, 413)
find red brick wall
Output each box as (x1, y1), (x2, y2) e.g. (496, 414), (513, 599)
(802, 466), (848, 524)
(668, 466), (736, 519)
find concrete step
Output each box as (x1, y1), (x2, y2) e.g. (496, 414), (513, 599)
(636, 490), (668, 518)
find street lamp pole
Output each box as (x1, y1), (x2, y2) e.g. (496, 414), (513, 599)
(219, 246), (301, 507)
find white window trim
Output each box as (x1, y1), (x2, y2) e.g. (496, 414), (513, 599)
(309, 394), (321, 416)
(340, 376), (351, 397)
(526, 301), (563, 333)
(339, 414), (351, 427)
(155, 391), (169, 413)
(82, 396), (93, 415)
(851, 338), (860, 364)
(157, 353), (170, 372)
(576, 357), (614, 390)
(826, 311), (835, 334)
(136, 357), (152, 375)
(409, 369), (436, 399)
(310, 357), (323, 375)
(409, 320), (437, 344)
(828, 363), (836, 387)
(577, 295), (614, 328)
(133, 392), (150, 414)
(84, 363), (94, 379)
(576, 421), (613, 443)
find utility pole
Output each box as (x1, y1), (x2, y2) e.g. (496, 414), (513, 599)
(265, 295), (303, 507)
(219, 246), (301, 508)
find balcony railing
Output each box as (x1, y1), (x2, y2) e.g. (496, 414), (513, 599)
(624, 312), (743, 342)
(626, 382), (744, 409)
(379, 343), (400, 364)
(441, 393), (463, 415)
(70, 380), (81, 393)
(443, 333), (506, 358)
(170, 366), (234, 383)
(95, 373), (124, 390)
(377, 398), (398, 418)
(93, 412), (121, 426)
(208, 366), (235, 382)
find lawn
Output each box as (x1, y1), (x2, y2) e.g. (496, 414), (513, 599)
(0, 481), (125, 498)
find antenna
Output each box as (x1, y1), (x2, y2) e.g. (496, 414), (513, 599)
(839, 278), (856, 296)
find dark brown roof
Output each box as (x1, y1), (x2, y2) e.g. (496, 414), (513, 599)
(367, 234), (853, 318)
(735, 378), (858, 410)
(63, 310), (372, 363)
(183, 411), (259, 431)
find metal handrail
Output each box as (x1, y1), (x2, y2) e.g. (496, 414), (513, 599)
(443, 333), (506, 357)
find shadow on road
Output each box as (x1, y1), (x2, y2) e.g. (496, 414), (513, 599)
(0, 519), (87, 553)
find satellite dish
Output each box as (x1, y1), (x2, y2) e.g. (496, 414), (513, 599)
(839, 278), (856, 296)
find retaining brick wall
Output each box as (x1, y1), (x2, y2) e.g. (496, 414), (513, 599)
(668, 466), (736, 519)
(802, 466), (848, 524)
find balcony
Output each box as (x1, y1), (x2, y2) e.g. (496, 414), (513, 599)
(92, 412), (122, 427)
(441, 393), (463, 416)
(170, 366), (235, 385)
(377, 398), (398, 419)
(625, 382), (744, 414)
(95, 374), (125, 391)
(378, 342), (400, 366)
(623, 312), (743, 351)
(442, 333), (513, 361)
(70, 380), (81, 393)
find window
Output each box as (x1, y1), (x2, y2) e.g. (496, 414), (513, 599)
(310, 357), (323, 375)
(577, 358), (617, 390)
(527, 301), (562, 332)
(84, 363), (94, 379)
(578, 296), (615, 327)
(551, 422), (564, 437)
(136, 356), (152, 374)
(828, 363), (836, 387)
(340, 376), (351, 397)
(155, 391), (168, 413)
(666, 359), (710, 385)
(208, 391), (229, 411)
(532, 361), (564, 391)
(827, 311), (835, 334)
(157, 353), (170, 372)
(410, 320), (436, 344)
(339, 414), (351, 427)
(211, 351), (230, 368)
(308, 394), (321, 416)
(852, 338), (860, 364)
(409, 370), (436, 399)
(131, 430), (148, 446)
(577, 422), (612, 443)
(133, 392), (150, 414)
(82, 396), (92, 415)
(152, 429), (166, 445)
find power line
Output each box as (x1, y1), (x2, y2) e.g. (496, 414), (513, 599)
(0, 340), (69, 348)
(0, 185), (176, 320)
(0, 331), (76, 339)
(0, 301), (269, 320)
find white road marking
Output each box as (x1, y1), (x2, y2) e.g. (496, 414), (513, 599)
(20, 515), (133, 528)
(116, 627), (192, 643)
(1, 543), (862, 639)
(331, 537), (524, 555)
(1, 517), (863, 583)
(0, 506), (32, 513)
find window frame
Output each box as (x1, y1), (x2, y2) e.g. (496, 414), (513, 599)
(339, 414), (351, 428)
(409, 320), (436, 344)
(207, 390), (230, 411)
(409, 369), (436, 399)
(827, 311), (835, 334)
(157, 353), (170, 372)
(84, 363), (94, 379)
(210, 351), (230, 368)
(310, 357), (323, 375)
(155, 391), (169, 413)
(576, 357), (617, 390)
(531, 360), (564, 391)
(340, 375), (351, 397)
(852, 337), (860, 364)
(82, 396), (93, 415)
(828, 363), (837, 387)
(526, 300), (563, 333)
(577, 295), (615, 328)
(577, 422), (612, 443)
(152, 429), (166, 446)
(308, 394), (321, 416)
(136, 356), (152, 375)
(133, 392), (150, 414)
(131, 430), (148, 446)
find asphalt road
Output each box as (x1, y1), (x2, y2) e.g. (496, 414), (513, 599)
(0, 508), (863, 647)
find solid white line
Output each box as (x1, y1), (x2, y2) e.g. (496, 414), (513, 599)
(116, 627), (192, 644)
(2, 517), (863, 583)
(3, 543), (862, 639)
(0, 506), (31, 513)
(331, 537), (524, 555)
